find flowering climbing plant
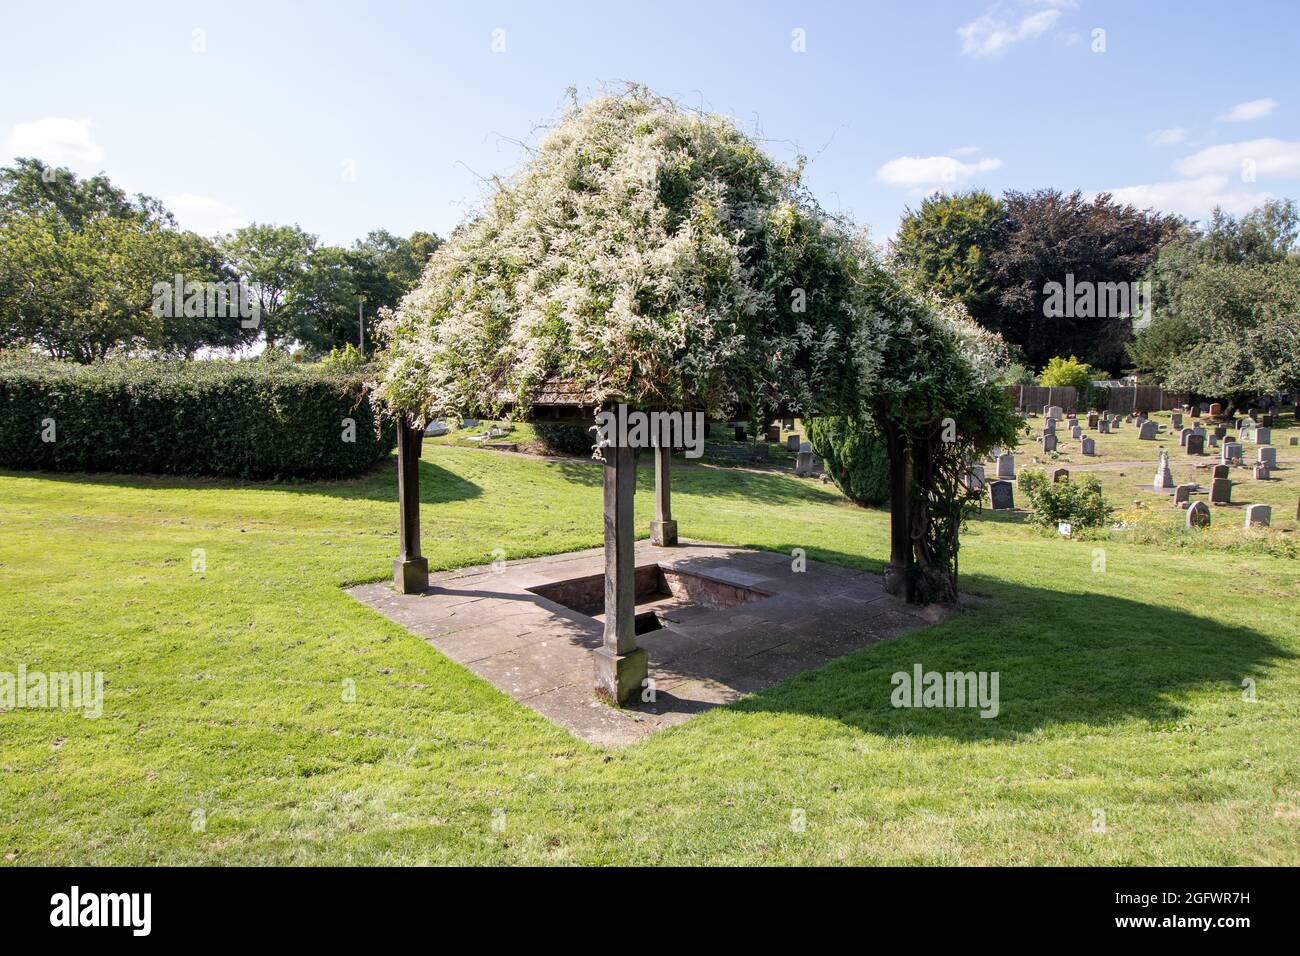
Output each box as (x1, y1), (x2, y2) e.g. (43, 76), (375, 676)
(376, 88), (866, 423)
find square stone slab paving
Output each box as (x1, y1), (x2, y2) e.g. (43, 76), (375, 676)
(348, 540), (955, 747)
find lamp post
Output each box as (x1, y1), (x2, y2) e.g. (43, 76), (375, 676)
(358, 297), (365, 358)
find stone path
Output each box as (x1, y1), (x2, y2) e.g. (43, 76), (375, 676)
(348, 541), (953, 746)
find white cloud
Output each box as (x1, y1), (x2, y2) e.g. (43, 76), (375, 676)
(166, 193), (246, 236)
(876, 154), (1004, 190)
(5, 116), (103, 166)
(1173, 138), (1300, 179)
(1148, 127), (1187, 146)
(957, 1), (1073, 57)
(1106, 175), (1269, 219)
(950, 145), (982, 156)
(1217, 97), (1277, 122)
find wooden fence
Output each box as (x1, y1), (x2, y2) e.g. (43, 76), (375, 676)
(1004, 384), (1189, 413)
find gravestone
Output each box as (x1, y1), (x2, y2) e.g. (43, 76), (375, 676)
(1070, 425), (1083, 439)
(1256, 427), (1272, 444)
(1179, 427), (1193, 447)
(1081, 437), (1095, 455)
(1087, 412), (1099, 429)
(424, 420), (449, 436)
(461, 418), (480, 428)
(1042, 433), (1058, 453)
(1047, 406), (1064, 421)
(1208, 434), (1219, 449)
(1254, 464), (1270, 480)
(1186, 434), (1205, 456)
(1174, 483), (1195, 507)
(1099, 419), (1110, 434)
(1213, 424), (1227, 439)
(1208, 403), (1222, 416)
(1139, 421), (1159, 440)
(966, 465), (986, 493)
(795, 450), (817, 477)
(1153, 449), (1175, 490)
(1191, 406), (1200, 419)
(1171, 412), (1183, 430)
(1186, 500), (1211, 528)
(786, 434), (801, 452)
(1244, 504), (1271, 528)
(1053, 468), (1069, 483)
(1042, 418), (1056, 433)
(1210, 477), (1232, 504)
(1213, 464), (1230, 480)
(765, 425), (780, 443)
(989, 480), (1014, 510)
(1221, 442), (1243, 463)
(1291, 436), (1299, 446)
(734, 425), (746, 441)
(996, 453), (1015, 479)
(1258, 446), (1277, 467)
(782, 417), (795, 430)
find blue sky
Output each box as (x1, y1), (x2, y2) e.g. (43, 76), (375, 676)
(3, 0), (1297, 246)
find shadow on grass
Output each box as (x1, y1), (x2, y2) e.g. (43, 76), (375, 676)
(0, 456), (481, 506)
(723, 568), (1292, 741)
(549, 458), (846, 507)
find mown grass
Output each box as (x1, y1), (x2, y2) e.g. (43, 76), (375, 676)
(1, 442), (1297, 865)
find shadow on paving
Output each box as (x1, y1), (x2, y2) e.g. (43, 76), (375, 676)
(714, 571), (1292, 742)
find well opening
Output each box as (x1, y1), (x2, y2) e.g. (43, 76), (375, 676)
(528, 563), (772, 634)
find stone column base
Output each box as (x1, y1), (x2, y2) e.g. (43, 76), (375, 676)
(393, 557), (429, 594)
(649, 518), (678, 546)
(592, 646), (648, 706)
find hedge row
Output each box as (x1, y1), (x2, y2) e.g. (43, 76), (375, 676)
(0, 356), (396, 479)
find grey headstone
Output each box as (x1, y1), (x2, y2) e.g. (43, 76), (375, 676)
(1139, 421), (1159, 440)
(1047, 405), (1064, 421)
(1256, 427), (1272, 444)
(1254, 464), (1270, 480)
(1186, 434), (1205, 456)
(1070, 425), (1083, 440)
(1081, 437), (1095, 455)
(1174, 483), (1195, 507)
(996, 453), (1015, 479)
(765, 425), (780, 443)
(1244, 504), (1271, 528)
(1171, 412), (1183, 430)
(1099, 419), (1110, 434)
(1213, 464), (1230, 480)
(1257, 446), (1277, 467)
(1179, 428), (1193, 447)
(1042, 433), (1058, 453)
(966, 465), (986, 493)
(1222, 442), (1243, 463)
(1052, 468), (1069, 483)
(786, 434), (801, 452)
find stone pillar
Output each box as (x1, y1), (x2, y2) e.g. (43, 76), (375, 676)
(650, 445), (678, 546)
(593, 443), (647, 705)
(393, 414), (429, 593)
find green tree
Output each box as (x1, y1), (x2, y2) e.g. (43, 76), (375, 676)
(221, 223), (317, 348)
(892, 190), (1007, 321)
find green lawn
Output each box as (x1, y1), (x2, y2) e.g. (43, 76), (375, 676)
(1, 442), (1298, 864)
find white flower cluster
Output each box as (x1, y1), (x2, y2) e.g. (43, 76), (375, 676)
(376, 90), (866, 422)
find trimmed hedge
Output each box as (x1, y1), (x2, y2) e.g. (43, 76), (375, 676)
(806, 415), (891, 507)
(0, 355), (395, 479)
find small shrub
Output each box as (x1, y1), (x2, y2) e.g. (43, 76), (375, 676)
(1038, 355), (1094, 389)
(1017, 468), (1112, 530)
(806, 416), (891, 507)
(0, 355), (394, 479)
(320, 343), (367, 373)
